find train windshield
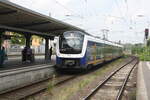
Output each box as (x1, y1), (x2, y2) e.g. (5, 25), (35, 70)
(59, 31), (84, 54)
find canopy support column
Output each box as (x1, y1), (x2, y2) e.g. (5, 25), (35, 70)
(25, 34), (31, 48)
(0, 30), (4, 50)
(22, 34), (34, 63)
(45, 37), (49, 61)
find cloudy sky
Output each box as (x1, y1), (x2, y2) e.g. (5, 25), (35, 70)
(10, 0), (150, 44)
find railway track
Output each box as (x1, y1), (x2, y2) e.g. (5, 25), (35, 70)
(0, 56), (135, 100)
(20, 75), (78, 99)
(83, 57), (138, 100)
(0, 71), (77, 100)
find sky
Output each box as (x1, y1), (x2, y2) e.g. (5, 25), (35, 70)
(10, 0), (150, 44)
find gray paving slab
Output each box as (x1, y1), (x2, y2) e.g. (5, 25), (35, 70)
(0, 55), (56, 71)
(137, 61), (149, 100)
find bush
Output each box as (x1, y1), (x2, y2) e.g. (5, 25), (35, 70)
(132, 46), (150, 61)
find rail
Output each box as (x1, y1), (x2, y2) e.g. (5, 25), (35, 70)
(83, 57), (138, 100)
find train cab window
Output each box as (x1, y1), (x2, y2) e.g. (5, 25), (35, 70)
(59, 31), (84, 54)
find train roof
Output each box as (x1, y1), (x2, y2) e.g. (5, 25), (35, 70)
(60, 30), (123, 48)
(85, 34), (123, 48)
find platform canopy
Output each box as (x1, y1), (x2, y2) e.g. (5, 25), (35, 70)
(0, 0), (85, 37)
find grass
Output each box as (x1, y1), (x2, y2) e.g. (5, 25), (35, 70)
(28, 97), (36, 100)
(47, 74), (56, 95)
(139, 53), (150, 61)
(128, 89), (136, 100)
(49, 57), (124, 100)
(54, 77), (94, 100)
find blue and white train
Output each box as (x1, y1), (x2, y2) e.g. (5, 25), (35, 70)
(56, 31), (123, 70)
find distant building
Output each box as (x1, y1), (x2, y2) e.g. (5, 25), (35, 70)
(32, 37), (42, 54)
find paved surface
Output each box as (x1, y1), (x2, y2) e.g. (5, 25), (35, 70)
(0, 55), (56, 71)
(137, 61), (150, 100)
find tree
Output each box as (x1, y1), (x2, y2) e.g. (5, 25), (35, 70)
(11, 32), (43, 46)
(11, 32), (25, 45)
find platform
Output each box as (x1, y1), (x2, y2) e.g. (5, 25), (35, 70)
(137, 61), (150, 100)
(0, 55), (56, 71)
(0, 63), (55, 94)
(0, 54), (56, 94)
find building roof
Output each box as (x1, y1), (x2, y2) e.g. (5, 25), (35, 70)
(0, 0), (85, 37)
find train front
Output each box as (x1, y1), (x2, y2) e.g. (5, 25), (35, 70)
(56, 31), (86, 69)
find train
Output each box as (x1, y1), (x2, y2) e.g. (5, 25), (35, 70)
(56, 31), (123, 70)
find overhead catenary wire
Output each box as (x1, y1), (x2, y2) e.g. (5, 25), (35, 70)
(83, 0), (103, 17)
(52, 0), (84, 19)
(114, 0), (129, 25)
(124, 0), (145, 42)
(85, 0), (98, 17)
(123, 0), (134, 29)
(124, 0), (129, 16)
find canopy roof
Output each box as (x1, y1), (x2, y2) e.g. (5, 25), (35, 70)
(0, 0), (85, 37)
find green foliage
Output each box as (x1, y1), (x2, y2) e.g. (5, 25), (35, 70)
(47, 81), (54, 95)
(139, 47), (150, 61)
(47, 74), (56, 95)
(132, 44), (150, 61)
(147, 39), (150, 47)
(10, 33), (43, 45)
(132, 46), (143, 55)
(11, 32), (25, 45)
(129, 89), (136, 100)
